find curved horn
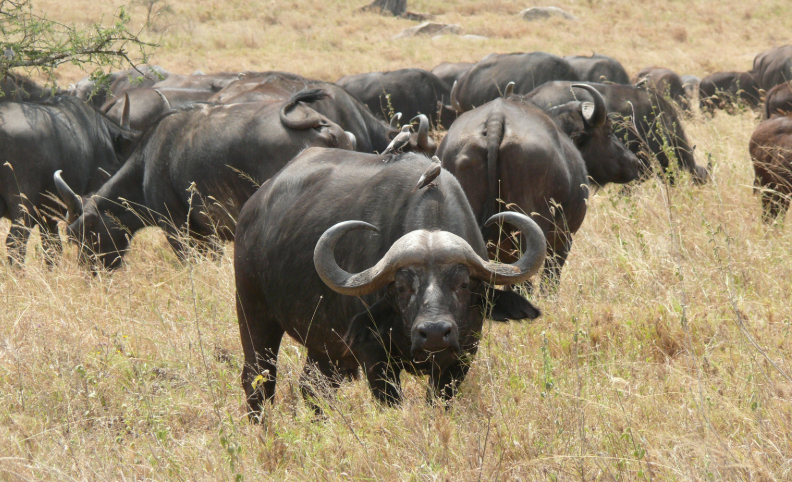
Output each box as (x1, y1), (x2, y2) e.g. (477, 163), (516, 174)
(389, 112), (402, 128)
(279, 89), (330, 129)
(411, 114), (429, 149)
(314, 220), (393, 296)
(120, 92), (131, 129)
(503, 81), (515, 97)
(53, 170), (83, 219)
(572, 84), (606, 128)
(345, 131), (357, 151)
(450, 80), (461, 112)
(97, 167), (112, 181)
(315, 213), (545, 296)
(154, 89), (171, 110)
(466, 212), (546, 285)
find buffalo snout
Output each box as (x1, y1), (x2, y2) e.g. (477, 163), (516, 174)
(411, 319), (460, 356)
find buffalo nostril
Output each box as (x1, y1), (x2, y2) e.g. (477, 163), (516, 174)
(419, 330), (428, 339)
(443, 329), (452, 338)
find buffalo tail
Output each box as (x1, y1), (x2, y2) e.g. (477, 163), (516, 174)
(482, 111), (505, 235)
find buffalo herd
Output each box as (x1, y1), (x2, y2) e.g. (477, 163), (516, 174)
(2, 43), (792, 418)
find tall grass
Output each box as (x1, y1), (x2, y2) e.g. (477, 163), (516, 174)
(2, 0), (792, 479)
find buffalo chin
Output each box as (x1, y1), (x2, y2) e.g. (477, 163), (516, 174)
(409, 347), (461, 366)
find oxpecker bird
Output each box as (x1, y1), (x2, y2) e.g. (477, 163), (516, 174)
(411, 156), (442, 192)
(383, 124), (412, 158)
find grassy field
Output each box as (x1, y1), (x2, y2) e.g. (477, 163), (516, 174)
(2, 0), (792, 480)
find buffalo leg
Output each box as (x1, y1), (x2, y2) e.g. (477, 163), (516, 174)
(299, 351), (352, 415)
(6, 208), (32, 267)
(192, 234), (223, 261)
(427, 360), (470, 404)
(41, 217), (63, 267)
(761, 189), (790, 223)
(6, 224), (30, 267)
(161, 223), (191, 262)
(237, 298), (284, 419)
(162, 222), (223, 262)
(543, 234), (572, 291)
(364, 356), (402, 406)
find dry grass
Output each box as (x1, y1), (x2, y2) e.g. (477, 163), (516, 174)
(2, 0), (792, 480)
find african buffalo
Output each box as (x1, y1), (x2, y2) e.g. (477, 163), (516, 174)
(1, 73), (65, 102)
(210, 71), (436, 154)
(633, 66), (689, 109)
(70, 66), (171, 108)
(527, 81), (710, 183)
(513, 84), (644, 187)
(450, 52), (579, 112)
(430, 61), (474, 87)
(69, 72), (123, 108)
(751, 45), (792, 91)
(564, 54), (631, 84)
(234, 148), (545, 416)
(208, 78), (294, 104)
(101, 88), (216, 132)
(765, 82), (792, 119)
(110, 65), (171, 95)
(0, 95), (139, 265)
(152, 71), (239, 92)
(699, 71), (761, 113)
(336, 68), (456, 128)
(55, 90), (354, 270)
(749, 115), (792, 222)
(680, 75), (700, 103)
(437, 95), (589, 284)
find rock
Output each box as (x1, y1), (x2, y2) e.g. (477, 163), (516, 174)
(394, 22), (461, 39)
(519, 6), (576, 21)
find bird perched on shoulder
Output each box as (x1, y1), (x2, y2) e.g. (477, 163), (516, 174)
(382, 124), (412, 158)
(411, 156), (442, 193)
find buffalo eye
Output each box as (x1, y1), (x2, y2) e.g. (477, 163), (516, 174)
(394, 276), (412, 296)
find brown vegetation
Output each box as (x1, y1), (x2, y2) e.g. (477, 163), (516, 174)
(1, 0), (792, 479)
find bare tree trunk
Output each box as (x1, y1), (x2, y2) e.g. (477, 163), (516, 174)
(362, 0), (407, 17)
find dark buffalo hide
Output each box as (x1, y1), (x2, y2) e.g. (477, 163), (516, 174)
(451, 52), (580, 112)
(564, 54), (631, 84)
(56, 90), (354, 270)
(749, 115), (792, 222)
(234, 148), (545, 417)
(527, 81), (710, 183)
(751, 45), (792, 91)
(0, 96), (139, 265)
(336, 68), (456, 129)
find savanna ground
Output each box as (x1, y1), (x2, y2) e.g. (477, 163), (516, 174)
(2, 0), (792, 480)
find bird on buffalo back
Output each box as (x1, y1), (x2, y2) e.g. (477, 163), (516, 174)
(412, 156), (442, 192)
(383, 124), (412, 158)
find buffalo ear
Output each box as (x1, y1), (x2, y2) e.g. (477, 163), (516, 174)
(486, 288), (541, 321)
(344, 297), (396, 356)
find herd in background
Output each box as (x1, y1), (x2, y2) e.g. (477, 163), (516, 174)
(1, 44), (791, 417)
